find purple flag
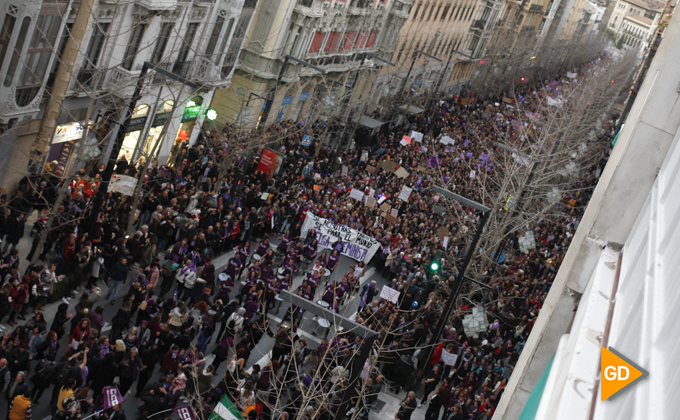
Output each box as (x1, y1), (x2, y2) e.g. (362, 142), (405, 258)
(428, 156), (441, 167)
(173, 406), (197, 420)
(463, 139), (471, 147)
(103, 386), (123, 410)
(466, 152), (473, 158)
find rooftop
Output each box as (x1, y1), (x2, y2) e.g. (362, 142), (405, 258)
(625, 12), (654, 26)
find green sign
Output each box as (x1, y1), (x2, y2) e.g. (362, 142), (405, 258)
(153, 112), (170, 127)
(206, 109), (218, 121)
(181, 105), (201, 123)
(127, 116), (148, 132)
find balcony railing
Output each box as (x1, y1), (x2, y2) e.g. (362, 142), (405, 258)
(472, 19), (486, 30)
(104, 67), (137, 98)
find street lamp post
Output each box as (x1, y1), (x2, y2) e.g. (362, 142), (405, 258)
(416, 186), (491, 382)
(87, 61), (197, 234)
(259, 55), (325, 128)
(435, 49), (474, 94)
(400, 50), (442, 95)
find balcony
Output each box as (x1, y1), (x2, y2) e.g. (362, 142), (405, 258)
(529, 3), (543, 12)
(471, 19), (486, 31)
(135, 0), (178, 10)
(104, 67), (137, 98)
(194, 57), (232, 87)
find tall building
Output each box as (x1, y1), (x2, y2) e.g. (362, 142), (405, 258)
(606, 0), (665, 52)
(209, 0), (408, 129)
(0, 0), (248, 188)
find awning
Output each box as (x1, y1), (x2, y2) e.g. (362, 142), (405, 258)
(358, 115), (385, 129)
(399, 105), (425, 114)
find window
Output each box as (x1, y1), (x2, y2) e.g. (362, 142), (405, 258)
(430, 3), (441, 20)
(341, 31), (356, 51)
(151, 23), (173, 65)
(122, 18), (148, 70)
(215, 18), (234, 66)
(3, 16), (29, 87)
(354, 31), (368, 49)
(420, 2), (429, 20)
(412, 1), (422, 19)
(204, 18), (223, 59)
(222, 11), (253, 76)
(78, 22), (109, 87)
(308, 31), (325, 54)
(0, 14), (17, 72)
(440, 4), (450, 20)
(16, 10), (62, 106)
(173, 22), (198, 76)
(365, 30), (377, 48)
(324, 31), (342, 52)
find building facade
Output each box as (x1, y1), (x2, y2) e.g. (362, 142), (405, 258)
(0, 0), (248, 188)
(607, 0), (664, 52)
(209, 0), (409, 129)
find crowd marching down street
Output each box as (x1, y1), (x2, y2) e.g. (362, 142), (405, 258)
(0, 57), (616, 420)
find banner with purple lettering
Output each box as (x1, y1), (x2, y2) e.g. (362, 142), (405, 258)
(103, 386), (123, 410)
(301, 212), (381, 263)
(174, 406), (197, 420)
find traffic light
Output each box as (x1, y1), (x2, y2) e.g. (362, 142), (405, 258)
(429, 250), (444, 272)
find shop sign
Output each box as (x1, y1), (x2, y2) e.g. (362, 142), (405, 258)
(298, 93), (310, 102)
(127, 116), (148, 132)
(53, 122), (84, 144)
(182, 105), (201, 122)
(56, 141), (76, 175)
(281, 96), (293, 106)
(153, 112), (170, 127)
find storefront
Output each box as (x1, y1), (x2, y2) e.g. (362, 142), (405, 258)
(47, 121), (85, 176)
(175, 96), (204, 146)
(117, 100), (175, 163)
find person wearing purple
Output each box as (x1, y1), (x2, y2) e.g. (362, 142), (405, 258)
(254, 236), (270, 258)
(303, 239), (318, 261)
(316, 251), (328, 267)
(243, 297), (258, 319)
(281, 258), (298, 277)
(326, 250), (340, 273)
(322, 282), (337, 305)
(223, 255), (242, 280)
(277, 231), (293, 253)
(235, 241), (251, 281)
(279, 273), (293, 290)
(260, 261), (274, 282)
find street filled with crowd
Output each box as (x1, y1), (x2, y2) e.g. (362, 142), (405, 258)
(0, 57), (617, 420)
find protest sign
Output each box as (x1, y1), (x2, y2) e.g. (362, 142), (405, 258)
(342, 165), (348, 176)
(410, 131), (424, 142)
(400, 135), (412, 146)
(256, 148), (285, 179)
(398, 186), (412, 202)
(469, 170), (476, 178)
(103, 386), (123, 410)
(365, 197), (376, 208)
(349, 189), (365, 201)
(394, 167), (409, 179)
(441, 349), (458, 366)
(437, 226), (450, 240)
(301, 212), (381, 263)
(417, 165), (427, 172)
(440, 136), (455, 145)
(365, 165), (377, 174)
(379, 160), (397, 172)
(502, 97), (513, 104)
(385, 214), (397, 224)
(108, 175), (137, 196)
(380, 202), (390, 212)
(391, 208), (399, 217)
(380, 286), (400, 304)
(174, 406), (197, 420)
(378, 196), (387, 205)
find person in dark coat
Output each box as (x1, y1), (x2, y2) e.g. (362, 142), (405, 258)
(118, 348), (142, 395)
(90, 353), (118, 403)
(50, 303), (73, 340)
(2, 213), (25, 254)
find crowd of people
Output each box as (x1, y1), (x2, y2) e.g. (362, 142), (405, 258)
(0, 55), (619, 420)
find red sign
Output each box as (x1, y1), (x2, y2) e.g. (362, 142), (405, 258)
(256, 148), (285, 180)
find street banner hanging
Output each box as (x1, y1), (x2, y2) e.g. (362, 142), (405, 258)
(256, 148), (285, 180)
(108, 174), (137, 196)
(174, 406), (197, 420)
(301, 212), (381, 263)
(103, 386), (123, 410)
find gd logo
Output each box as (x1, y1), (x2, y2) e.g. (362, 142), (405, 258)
(600, 346), (648, 400)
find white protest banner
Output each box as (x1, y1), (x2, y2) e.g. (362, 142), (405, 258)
(301, 212), (381, 263)
(469, 170), (476, 178)
(441, 349), (458, 366)
(380, 286), (401, 304)
(398, 186), (412, 202)
(377, 195), (387, 204)
(566, 72), (577, 79)
(440, 136), (455, 145)
(342, 165), (348, 176)
(349, 189), (365, 201)
(400, 135), (412, 146)
(410, 131), (424, 142)
(108, 174), (137, 196)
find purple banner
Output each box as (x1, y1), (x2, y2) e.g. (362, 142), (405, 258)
(174, 406), (197, 420)
(103, 386), (123, 410)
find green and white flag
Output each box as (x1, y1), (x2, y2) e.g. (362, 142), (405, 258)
(210, 395), (244, 420)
